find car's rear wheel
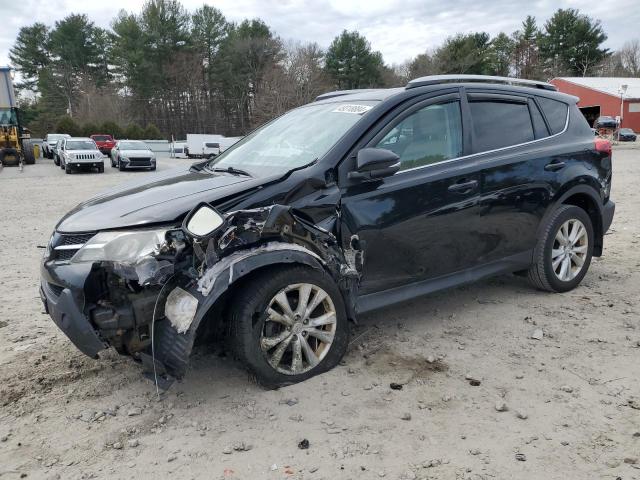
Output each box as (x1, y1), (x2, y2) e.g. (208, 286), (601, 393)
(527, 205), (594, 292)
(230, 265), (349, 389)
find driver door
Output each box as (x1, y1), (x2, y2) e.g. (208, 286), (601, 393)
(340, 94), (485, 303)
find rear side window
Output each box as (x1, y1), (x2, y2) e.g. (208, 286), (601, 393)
(530, 101), (550, 138)
(469, 101), (534, 152)
(537, 97), (568, 134)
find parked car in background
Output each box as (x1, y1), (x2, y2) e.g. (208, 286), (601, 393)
(594, 116), (617, 129)
(43, 133), (70, 159)
(110, 140), (156, 171)
(59, 137), (104, 174)
(618, 128), (637, 142)
(53, 139), (64, 166)
(90, 134), (116, 155)
(41, 75), (614, 388)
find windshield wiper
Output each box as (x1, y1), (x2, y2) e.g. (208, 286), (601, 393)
(208, 166), (252, 177)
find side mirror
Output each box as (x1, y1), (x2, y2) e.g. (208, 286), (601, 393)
(183, 203), (224, 238)
(348, 148), (401, 181)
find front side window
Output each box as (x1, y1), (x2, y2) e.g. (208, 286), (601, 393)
(376, 101), (463, 170)
(470, 101), (534, 152)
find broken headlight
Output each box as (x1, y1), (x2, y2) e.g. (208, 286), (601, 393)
(70, 229), (170, 264)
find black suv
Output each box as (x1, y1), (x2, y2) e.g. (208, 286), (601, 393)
(40, 75), (614, 388)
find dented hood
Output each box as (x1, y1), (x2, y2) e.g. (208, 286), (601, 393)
(56, 165), (280, 233)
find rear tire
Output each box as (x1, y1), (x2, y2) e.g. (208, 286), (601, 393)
(527, 205), (594, 292)
(230, 265), (349, 389)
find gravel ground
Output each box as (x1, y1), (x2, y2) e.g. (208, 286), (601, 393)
(0, 149), (639, 480)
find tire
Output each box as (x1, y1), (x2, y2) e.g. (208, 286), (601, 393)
(527, 205), (594, 292)
(97, 164), (104, 173)
(118, 159), (125, 171)
(23, 141), (36, 164)
(230, 265), (349, 389)
(65, 164), (72, 174)
(54, 155), (59, 166)
(110, 157), (115, 167)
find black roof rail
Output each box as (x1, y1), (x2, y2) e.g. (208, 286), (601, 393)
(406, 75), (557, 92)
(315, 89), (382, 101)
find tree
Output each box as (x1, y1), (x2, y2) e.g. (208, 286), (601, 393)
(406, 52), (437, 80)
(124, 123), (145, 139)
(489, 33), (515, 76)
(433, 33), (492, 74)
(192, 5), (228, 90)
(620, 39), (640, 76)
(100, 121), (124, 139)
(82, 122), (99, 137)
(325, 30), (384, 89)
(539, 9), (609, 77)
(9, 23), (50, 91)
(144, 123), (163, 139)
(56, 116), (82, 136)
(512, 16), (542, 79)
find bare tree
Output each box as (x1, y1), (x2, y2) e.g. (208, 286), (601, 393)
(620, 39), (640, 76)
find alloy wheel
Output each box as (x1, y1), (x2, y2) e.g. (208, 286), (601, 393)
(260, 283), (337, 375)
(552, 218), (588, 282)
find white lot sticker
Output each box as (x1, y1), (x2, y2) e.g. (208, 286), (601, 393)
(332, 104), (373, 114)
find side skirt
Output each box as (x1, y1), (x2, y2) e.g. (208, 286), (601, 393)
(356, 250), (532, 314)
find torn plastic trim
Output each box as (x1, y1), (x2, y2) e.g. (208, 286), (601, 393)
(152, 243), (330, 378)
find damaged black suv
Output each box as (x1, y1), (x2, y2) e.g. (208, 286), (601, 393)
(41, 75), (615, 388)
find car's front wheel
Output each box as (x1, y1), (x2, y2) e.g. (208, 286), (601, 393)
(230, 265), (349, 389)
(527, 205), (594, 292)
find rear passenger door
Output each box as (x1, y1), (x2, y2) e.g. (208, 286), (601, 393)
(468, 91), (568, 264)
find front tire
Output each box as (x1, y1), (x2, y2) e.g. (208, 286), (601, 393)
(527, 205), (594, 292)
(118, 159), (125, 171)
(230, 265), (349, 389)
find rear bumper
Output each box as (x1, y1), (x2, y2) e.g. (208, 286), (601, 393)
(602, 200), (615, 233)
(40, 280), (106, 358)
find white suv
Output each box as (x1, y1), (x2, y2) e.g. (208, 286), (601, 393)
(59, 137), (104, 174)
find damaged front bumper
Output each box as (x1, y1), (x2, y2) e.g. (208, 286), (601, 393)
(39, 279), (107, 358)
(40, 204), (362, 384)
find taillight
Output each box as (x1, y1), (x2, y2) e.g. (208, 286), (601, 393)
(595, 138), (612, 157)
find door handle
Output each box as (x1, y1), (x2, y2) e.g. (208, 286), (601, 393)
(448, 179), (478, 193)
(544, 161), (566, 172)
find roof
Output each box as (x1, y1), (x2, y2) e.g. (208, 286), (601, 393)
(553, 77), (640, 100)
(315, 88), (404, 103)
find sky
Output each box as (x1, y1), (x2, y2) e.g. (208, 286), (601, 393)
(1, 0), (639, 68)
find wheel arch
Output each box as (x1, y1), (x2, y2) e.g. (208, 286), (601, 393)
(544, 185), (604, 256)
(153, 245), (354, 379)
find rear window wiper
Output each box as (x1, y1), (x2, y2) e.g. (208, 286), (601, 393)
(208, 166), (252, 177)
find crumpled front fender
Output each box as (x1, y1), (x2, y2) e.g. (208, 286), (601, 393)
(153, 242), (329, 378)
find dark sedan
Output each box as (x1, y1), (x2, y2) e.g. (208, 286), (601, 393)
(618, 128), (637, 142)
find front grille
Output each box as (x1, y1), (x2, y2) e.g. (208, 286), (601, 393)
(74, 154), (97, 160)
(129, 158), (151, 166)
(51, 232), (95, 262)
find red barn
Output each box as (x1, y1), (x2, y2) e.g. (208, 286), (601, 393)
(550, 77), (640, 132)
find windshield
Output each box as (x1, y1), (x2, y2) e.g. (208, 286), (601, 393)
(0, 108), (18, 125)
(67, 141), (97, 150)
(48, 134), (69, 142)
(93, 135), (113, 141)
(207, 101), (378, 176)
(119, 141), (148, 150)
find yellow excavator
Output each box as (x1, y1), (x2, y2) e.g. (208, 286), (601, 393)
(0, 66), (35, 167)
